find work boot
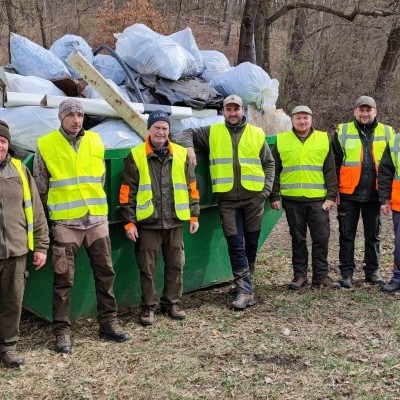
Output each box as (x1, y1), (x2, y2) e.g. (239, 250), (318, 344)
(99, 324), (131, 342)
(365, 271), (386, 286)
(288, 276), (308, 290)
(312, 276), (341, 289)
(230, 293), (256, 310)
(249, 263), (255, 276)
(1, 351), (25, 368)
(381, 280), (400, 294)
(139, 307), (155, 326)
(55, 334), (72, 354)
(339, 276), (353, 289)
(161, 303), (186, 320)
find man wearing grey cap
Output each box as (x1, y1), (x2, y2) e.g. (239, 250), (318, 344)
(332, 95), (394, 288)
(270, 106), (339, 290)
(176, 95), (275, 310)
(33, 98), (130, 354)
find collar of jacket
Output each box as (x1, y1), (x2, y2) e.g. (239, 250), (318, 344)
(224, 116), (247, 133)
(353, 117), (378, 135)
(59, 126), (85, 142)
(145, 135), (173, 156)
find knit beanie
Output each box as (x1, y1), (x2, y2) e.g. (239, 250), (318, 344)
(147, 110), (170, 129)
(58, 98), (84, 121)
(0, 120), (11, 144)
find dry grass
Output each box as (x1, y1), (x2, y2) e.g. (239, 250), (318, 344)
(1, 210), (400, 399)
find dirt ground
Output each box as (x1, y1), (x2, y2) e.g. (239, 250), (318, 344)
(1, 208), (400, 399)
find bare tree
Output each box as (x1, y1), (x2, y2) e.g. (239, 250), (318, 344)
(237, 0), (259, 64)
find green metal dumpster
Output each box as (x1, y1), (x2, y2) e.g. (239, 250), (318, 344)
(22, 136), (282, 322)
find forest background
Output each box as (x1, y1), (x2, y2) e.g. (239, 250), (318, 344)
(2, 0), (400, 130)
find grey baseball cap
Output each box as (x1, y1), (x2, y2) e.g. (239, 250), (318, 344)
(291, 105), (312, 116)
(355, 95), (376, 108)
(223, 95), (243, 107)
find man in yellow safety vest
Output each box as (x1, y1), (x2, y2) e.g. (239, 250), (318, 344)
(34, 99), (130, 354)
(270, 106), (340, 290)
(120, 110), (200, 326)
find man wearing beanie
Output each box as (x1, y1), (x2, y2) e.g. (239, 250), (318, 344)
(120, 110), (200, 326)
(175, 95), (275, 310)
(33, 98), (130, 354)
(0, 121), (49, 367)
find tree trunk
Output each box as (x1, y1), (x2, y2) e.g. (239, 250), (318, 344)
(281, 8), (308, 110)
(374, 24), (400, 103)
(254, 0), (271, 70)
(5, 0), (17, 62)
(224, 0), (234, 45)
(237, 0), (259, 64)
(35, 0), (48, 48)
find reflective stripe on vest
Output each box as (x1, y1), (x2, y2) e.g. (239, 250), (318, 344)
(338, 122), (393, 194)
(389, 134), (400, 211)
(37, 130), (108, 220)
(277, 130), (329, 198)
(132, 142), (190, 221)
(10, 158), (34, 250)
(209, 123), (265, 193)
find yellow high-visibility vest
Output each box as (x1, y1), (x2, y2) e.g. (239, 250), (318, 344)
(209, 123), (265, 193)
(37, 130), (108, 220)
(338, 122), (393, 194)
(388, 133), (400, 211)
(10, 158), (34, 250)
(277, 130), (329, 198)
(132, 142), (190, 221)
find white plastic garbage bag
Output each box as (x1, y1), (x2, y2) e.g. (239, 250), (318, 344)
(210, 62), (279, 109)
(0, 71), (65, 96)
(0, 106), (59, 151)
(50, 34), (93, 79)
(10, 33), (70, 81)
(115, 24), (198, 80)
(91, 119), (143, 149)
(200, 50), (231, 82)
(93, 54), (126, 85)
(169, 28), (204, 75)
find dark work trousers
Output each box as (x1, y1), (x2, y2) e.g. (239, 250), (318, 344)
(218, 196), (265, 295)
(135, 226), (184, 308)
(337, 199), (381, 278)
(0, 255), (26, 353)
(282, 199), (330, 281)
(52, 224), (118, 335)
(390, 211), (400, 283)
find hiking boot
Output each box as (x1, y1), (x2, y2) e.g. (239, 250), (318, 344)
(365, 272), (386, 286)
(161, 303), (186, 320)
(288, 276), (308, 290)
(381, 280), (400, 294)
(249, 263), (255, 276)
(230, 293), (256, 310)
(1, 351), (25, 368)
(312, 276), (341, 289)
(99, 324), (131, 342)
(339, 276), (353, 288)
(55, 334), (72, 354)
(139, 307), (155, 326)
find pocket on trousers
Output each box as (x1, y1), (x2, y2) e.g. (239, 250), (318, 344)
(52, 246), (68, 275)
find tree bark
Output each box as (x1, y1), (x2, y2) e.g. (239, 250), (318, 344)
(254, 0), (271, 70)
(375, 23), (400, 103)
(237, 0), (259, 64)
(224, 0), (234, 45)
(35, 0), (48, 48)
(5, 0), (17, 62)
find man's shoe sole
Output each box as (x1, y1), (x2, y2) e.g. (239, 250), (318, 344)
(139, 319), (155, 327)
(288, 281), (308, 290)
(99, 332), (131, 342)
(56, 346), (71, 354)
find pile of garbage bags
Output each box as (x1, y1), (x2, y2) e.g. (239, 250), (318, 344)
(2, 24), (282, 151)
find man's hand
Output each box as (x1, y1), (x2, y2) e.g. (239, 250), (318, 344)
(33, 251), (47, 270)
(381, 203), (391, 216)
(271, 201), (281, 211)
(190, 221), (199, 234)
(126, 225), (139, 242)
(322, 199), (336, 211)
(187, 147), (197, 168)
